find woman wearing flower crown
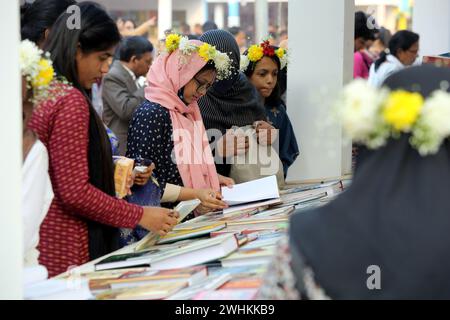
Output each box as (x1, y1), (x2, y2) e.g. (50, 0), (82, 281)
(241, 41), (299, 178)
(20, 40), (54, 269)
(28, 3), (179, 277)
(198, 30), (272, 178)
(259, 65), (450, 299)
(127, 34), (235, 218)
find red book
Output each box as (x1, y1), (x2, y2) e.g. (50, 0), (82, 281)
(422, 56), (450, 68)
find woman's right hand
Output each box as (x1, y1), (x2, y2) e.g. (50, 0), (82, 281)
(217, 129), (249, 158)
(139, 207), (179, 236)
(194, 189), (228, 210)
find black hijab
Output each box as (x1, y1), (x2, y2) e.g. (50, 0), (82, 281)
(290, 65), (450, 299)
(198, 30), (266, 134)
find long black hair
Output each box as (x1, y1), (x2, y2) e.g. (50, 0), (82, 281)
(243, 46), (283, 107)
(44, 2), (122, 260)
(375, 30), (419, 71)
(21, 0), (77, 45)
(45, 2), (121, 92)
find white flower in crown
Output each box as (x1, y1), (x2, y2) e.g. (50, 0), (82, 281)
(240, 55), (250, 72)
(178, 36), (197, 55)
(411, 90), (450, 155)
(19, 39), (43, 81)
(279, 54), (288, 70)
(337, 79), (390, 148)
(213, 52), (233, 80)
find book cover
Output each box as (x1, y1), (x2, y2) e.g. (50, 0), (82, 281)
(157, 222), (226, 245)
(95, 281), (188, 300)
(90, 266), (207, 291)
(219, 277), (263, 290)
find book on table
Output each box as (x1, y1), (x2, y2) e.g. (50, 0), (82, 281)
(156, 222), (226, 245)
(95, 281), (188, 300)
(422, 55), (450, 68)
(219, 246), (277, 268)
(221, 176), (281, 214)
(89, 266), (207, 291)
(95, 234), (239, 271)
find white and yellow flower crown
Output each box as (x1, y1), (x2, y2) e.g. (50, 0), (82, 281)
(240, 40), (288, 73)
(19, 39), (55, 102)
(337, 79), (450, 156)
(165, 34), (233, 81)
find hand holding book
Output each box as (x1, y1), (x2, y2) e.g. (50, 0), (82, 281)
(139, 207), (180, 236)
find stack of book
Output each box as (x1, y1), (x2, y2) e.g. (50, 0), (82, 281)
(49, 176), (347, 300)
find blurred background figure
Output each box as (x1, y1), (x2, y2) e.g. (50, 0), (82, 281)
(20, 0), (76, 49)
(369, 30), (420, 87)
(278, 30), (288, 45)
(123, 16), (137, 33)
(203, 20), (218, 33)
(193, 23), (203, 37)
(369, 27), (393, 60)
(229, 26), (247, 53)
(354, 11), (379, 79)
(103, 36), (154, 156)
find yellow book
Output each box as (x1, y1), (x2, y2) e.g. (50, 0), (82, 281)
(114, 157), (134, 199)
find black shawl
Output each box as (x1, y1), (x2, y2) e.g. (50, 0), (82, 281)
(198, 30), (266, 176)
(290, 65), (450, 299)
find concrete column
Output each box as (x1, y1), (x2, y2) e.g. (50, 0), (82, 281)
(0, 0), (23, 299)
(158, 0), (173, 39)
(254, 0), (268, 42)
(228, 0), (240, 28)
(413, 0), (450, 56)
(286, 0), (354, 182)
(214, 3), (225, 29)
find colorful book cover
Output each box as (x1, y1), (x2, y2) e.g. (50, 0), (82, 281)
(95, 281), (188, 300)
(220, 277), (263, 290)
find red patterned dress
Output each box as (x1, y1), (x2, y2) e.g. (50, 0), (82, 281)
(29, 84), (143, 277)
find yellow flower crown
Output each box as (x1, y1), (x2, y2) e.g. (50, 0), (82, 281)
(19, 40), (55, 102)
(165, 34), (233, 80)
(337, 80), (450, 156)
(240, 40), (288, 72)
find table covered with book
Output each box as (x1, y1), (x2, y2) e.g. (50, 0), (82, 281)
(25, 176), (350, 300)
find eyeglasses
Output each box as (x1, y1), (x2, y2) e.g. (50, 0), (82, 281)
(193, 77), (213, 94)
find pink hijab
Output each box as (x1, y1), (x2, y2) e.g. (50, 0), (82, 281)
(145, 40), (220, 192)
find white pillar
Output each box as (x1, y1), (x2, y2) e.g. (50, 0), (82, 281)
(255, 0), (268, 43)
(186, 0), (207, 29)
(413, 0), (450, 56)
(158, 0), (173, 39)
(0, 0), (23, 299)
(214, 3), (225, 30)
(228, 0), (240, 28)
(286, 0), (354, 182)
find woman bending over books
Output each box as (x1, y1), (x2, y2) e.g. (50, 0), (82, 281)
(126, 36), (236, 218)
(28, 2), (178, 277)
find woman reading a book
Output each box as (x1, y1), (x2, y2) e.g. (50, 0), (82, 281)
(28, 2), (179, 277)
(127, 35), (235, 218)
(241, 42), (299, 178)
(259, 65), (450, 299)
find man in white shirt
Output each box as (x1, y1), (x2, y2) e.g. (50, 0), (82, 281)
(102, 36), (154, 156)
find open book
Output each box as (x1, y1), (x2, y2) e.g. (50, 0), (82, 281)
(221, 176), (281, 214)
